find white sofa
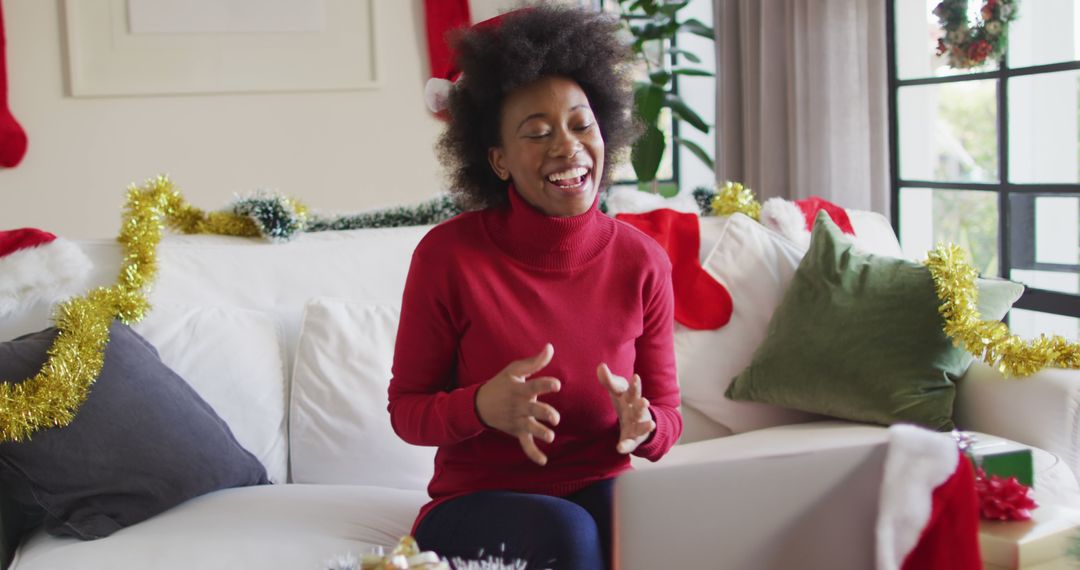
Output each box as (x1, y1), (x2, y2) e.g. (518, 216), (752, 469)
(1, 211), (1079, 570)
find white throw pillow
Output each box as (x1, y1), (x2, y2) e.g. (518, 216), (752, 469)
(289, 298), (434, 490)
(847, 210), (905, 259)
(132, 305), (289, 483)
(676, 214), (822, 433)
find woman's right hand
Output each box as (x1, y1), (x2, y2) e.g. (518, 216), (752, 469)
(475, 343), (562, 466)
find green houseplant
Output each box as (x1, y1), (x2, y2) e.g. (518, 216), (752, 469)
(613, 0), (715, 195)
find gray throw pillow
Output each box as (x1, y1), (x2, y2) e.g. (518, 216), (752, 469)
(0, 322), (268, 540)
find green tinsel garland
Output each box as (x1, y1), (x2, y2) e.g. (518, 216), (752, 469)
(231, 191), (309, 242)
(228, 193), (463, 240)
(691, 186), (719, 217)
(306, 195), (462, 232)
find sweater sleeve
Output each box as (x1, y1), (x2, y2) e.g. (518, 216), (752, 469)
(387, 244), (486, 446)
(632, 259), (682, 461)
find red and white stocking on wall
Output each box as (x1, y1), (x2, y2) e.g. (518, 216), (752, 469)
(423, 0), (517, 116)
(0, 1), (27, 168)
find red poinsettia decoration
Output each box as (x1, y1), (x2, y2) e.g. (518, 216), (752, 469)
(974, 468), (1038, 521)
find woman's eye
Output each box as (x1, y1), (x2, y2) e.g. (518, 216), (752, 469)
(524, 132), (550, 139)
(574, 123), (594, 132)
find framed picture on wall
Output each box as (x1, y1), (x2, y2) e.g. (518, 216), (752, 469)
(62, 0), (379, 97)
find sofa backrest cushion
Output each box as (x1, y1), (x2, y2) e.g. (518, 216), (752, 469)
(0, 323), (268, 540)
(289, 298), (434, 490)
(142, 229), (430, 371)
(131, 304), (289, 483)
(676, 214), (822, 433)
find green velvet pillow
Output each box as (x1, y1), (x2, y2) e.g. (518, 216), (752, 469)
(725, 212), (1024, 430)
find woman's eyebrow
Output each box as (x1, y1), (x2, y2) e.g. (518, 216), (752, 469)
(515, 104), (593, 133)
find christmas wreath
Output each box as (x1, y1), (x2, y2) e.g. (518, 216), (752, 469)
(934, 0), (1019, 69)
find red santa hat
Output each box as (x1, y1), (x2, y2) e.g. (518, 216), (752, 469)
(760, 195), (856, 249)
(0, 228), (92, 316)
(876, 424), (982, 570)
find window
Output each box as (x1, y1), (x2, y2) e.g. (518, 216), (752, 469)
(595, 0), (716, 195)
(888, 0), (1080, 341)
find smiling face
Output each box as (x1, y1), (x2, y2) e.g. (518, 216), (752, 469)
(488, 76), (605, 218)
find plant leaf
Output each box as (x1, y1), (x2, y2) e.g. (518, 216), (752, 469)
(670, 67), (714, 77)
(648, 70), (672, 86)
(635, 82), (666, 125)
(675, 136), (715, 170)
(657, 1), (691, 16)
(669, 47), (701, 63)
(664, 93), (710, 133)
(680, 18), (715, 39)
(632, 124), (666, 183)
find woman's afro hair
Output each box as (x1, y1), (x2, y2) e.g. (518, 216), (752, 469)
(437, 5), (638, 210)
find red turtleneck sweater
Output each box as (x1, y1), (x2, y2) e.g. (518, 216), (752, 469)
(388, 189), (681, 529)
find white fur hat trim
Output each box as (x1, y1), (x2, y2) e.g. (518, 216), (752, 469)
(0, 238), (93, 317)
(760, 197), (811, 250)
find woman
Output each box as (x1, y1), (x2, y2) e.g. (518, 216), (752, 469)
(388, 6), (681, 569)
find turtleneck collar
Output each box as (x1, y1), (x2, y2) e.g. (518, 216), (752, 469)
(482, 185), (616, 272)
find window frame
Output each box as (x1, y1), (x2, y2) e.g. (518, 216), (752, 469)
(885, 0), (1080, 320)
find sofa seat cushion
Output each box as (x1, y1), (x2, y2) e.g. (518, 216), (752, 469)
(643, 421), (1080, 509)
(10, 484), (427, 570)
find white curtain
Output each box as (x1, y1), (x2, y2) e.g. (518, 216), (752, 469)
(714, 0), (890, 214)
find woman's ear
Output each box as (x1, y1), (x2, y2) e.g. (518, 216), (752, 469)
(488, 147), (510, 181)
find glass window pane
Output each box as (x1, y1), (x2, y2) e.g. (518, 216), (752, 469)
(1008, 195), (1079, 295)
(1008, 70), (1080, 184)
(899, 81), (999, 182)
(1007, 0), (1078, 69)
(1009, 308), (1080, 342)
(899, 187), (999, 274)
(895, 0), (999, 79)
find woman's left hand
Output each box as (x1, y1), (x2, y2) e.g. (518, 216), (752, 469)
(596, 364), (656, 454)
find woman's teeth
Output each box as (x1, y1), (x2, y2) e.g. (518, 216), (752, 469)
(548, 167), (589, 188)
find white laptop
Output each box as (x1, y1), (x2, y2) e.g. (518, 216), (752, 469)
(614, 441), (889, 570)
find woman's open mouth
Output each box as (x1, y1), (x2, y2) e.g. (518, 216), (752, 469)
(546, 166), (591, 192)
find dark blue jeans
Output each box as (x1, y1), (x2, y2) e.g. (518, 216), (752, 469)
(415, 478), (614, 570)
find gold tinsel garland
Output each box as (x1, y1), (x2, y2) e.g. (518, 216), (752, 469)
(0, 176), (256, 442)
(710, 180), (761, 220)
(926, 244), (1080, 377)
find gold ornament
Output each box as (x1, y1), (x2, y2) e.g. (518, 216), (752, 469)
(361, 536), (448, 570)
(0, 176), (255, 442)
(710, 180), (761, 220)
(926, 244), (1080, 377)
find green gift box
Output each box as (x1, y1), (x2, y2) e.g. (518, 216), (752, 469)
(966, 440), (1034, 487)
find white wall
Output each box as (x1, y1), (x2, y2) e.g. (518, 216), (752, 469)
(0, 0), (447, 239)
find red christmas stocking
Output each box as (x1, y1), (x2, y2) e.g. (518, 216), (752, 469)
(0, 2), (26, 168)
(901, 456), (981, 570)
(616, 209), (733, 330)
(878, 425), (982, 570)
